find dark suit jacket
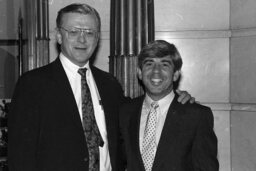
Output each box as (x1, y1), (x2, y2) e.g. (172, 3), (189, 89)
(8, 58), (126, 171)
(120, 94), (219, 171)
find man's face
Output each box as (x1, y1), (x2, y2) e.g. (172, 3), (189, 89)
(56, 12), (99, 67)
(138, 55), (180, 101)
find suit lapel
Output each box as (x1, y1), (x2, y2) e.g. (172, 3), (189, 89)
(90, 66), (119, 162)
(90, 65), (121, 134)
(51, 58), (83, 130)
(129, 97), (146, 171)
(90, 66), (112, 128)
(152, 95), (183, 170)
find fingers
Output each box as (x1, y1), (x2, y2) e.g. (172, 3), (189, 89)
(180, 93), (191, 104)
(189, 97), (196, 104)
(176, 89), (196, 104)
(176, 90), (190, 104)
(175, 89), (181, 95)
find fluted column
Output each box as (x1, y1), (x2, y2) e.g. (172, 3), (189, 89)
(36, 0), (49, 68)
(22, 0), (49, 72)
(109, 0), (155, 98)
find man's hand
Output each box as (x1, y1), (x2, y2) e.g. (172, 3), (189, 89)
(176, 89), (196, 104)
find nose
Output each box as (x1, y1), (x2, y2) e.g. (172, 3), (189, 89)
(77, 31), (86, 43)
(152, 63), (161, 73)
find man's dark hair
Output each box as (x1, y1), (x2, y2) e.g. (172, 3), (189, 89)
(138, 40), (183, 72)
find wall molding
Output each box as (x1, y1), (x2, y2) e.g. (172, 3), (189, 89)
(202, 103), (256, 112)
(231, 28), (256, 37)
(231, 103), (256, 112)
(155, 30), (231, 39)
(203, 103), (231, 111)
(155, 28), (256, 39)
(49, 28), (256, 40)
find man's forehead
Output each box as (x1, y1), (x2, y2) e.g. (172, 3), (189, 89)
(143, 55), (172, 61)
(61, 13), (98, 28)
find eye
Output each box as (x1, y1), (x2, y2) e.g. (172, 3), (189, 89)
(84, 30), (96, 37)
(144, 61), (153, 67)
(69, 29), (80, 36)
(86, 30), (94, 35)
(162, 62), (170, 67)
(142, 58), (154, 67)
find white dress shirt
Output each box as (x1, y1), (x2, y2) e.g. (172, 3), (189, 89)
(60, 53), (111, 171)
(139, 91), (175, 152)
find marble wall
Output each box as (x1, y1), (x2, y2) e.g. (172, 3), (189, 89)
(230, 0), (256, 170)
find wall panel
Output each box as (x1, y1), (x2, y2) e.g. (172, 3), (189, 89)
(231, 110), (256, 171)
(231, 35), (256, 103)
(231, 0), (256, 29)
(155, 0), (229, 31)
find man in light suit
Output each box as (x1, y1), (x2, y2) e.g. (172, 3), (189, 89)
(120, 40), (219, 171)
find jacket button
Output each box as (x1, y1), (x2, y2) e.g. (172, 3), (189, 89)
(84, 157), (88, 162)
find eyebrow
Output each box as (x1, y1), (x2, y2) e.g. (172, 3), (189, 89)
(143, 58), (154, 62)
(160, 59), (173, 64)
(142, 58), (173, 64)
(73, 27), (94, 30)
(142, 58), (154, 65)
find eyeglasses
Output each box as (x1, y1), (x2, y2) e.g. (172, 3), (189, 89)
(59, 27), (98, 39)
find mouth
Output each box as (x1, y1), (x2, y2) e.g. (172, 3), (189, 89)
(75, 47), (87, 51)
(151, 78), (162, 85)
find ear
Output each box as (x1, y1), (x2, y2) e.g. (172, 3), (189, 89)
(136, 67), (142, 80)
(56, 29), (63, 44)
(96, 32), (100, 43)
(173, 70), (180, 82)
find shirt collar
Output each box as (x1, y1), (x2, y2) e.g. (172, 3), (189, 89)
(144, 91), (175, 115)
(59, 52), (90, 74)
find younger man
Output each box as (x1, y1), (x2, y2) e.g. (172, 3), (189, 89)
(120, 40), (219, 171)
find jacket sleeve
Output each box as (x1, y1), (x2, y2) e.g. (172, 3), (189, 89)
(8, 74), (40, 171)
(192, 107), (219, 171)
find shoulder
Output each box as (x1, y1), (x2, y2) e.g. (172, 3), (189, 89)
(120, 96), (144, 116)
(119, 96), (144, 126)
(184, 102), (212, 113)
(90, 65), (130, 103)
(18, 62), (53, 83)
(121, 96), (144, 109)
(14, 60), (61, 95)
(170, 101), (215, 131)
(91, 65), (121, 84)
(180, 102), (214, 122)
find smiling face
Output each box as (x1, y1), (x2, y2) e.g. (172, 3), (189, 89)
(137, 55), (180, 101)
(56, 12), (99, 67)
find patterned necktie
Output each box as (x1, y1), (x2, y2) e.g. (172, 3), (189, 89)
(141, 101), (159, 171)
(78, 68), (104, 171)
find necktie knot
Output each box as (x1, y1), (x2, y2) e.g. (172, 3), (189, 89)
(78, 68), (87, 77)
(151, 101), (159, 110)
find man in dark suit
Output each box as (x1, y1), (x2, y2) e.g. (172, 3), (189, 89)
(120, 40), (219, 171)
(8, 3), (126, 171)
(8, 3), (194, 171)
